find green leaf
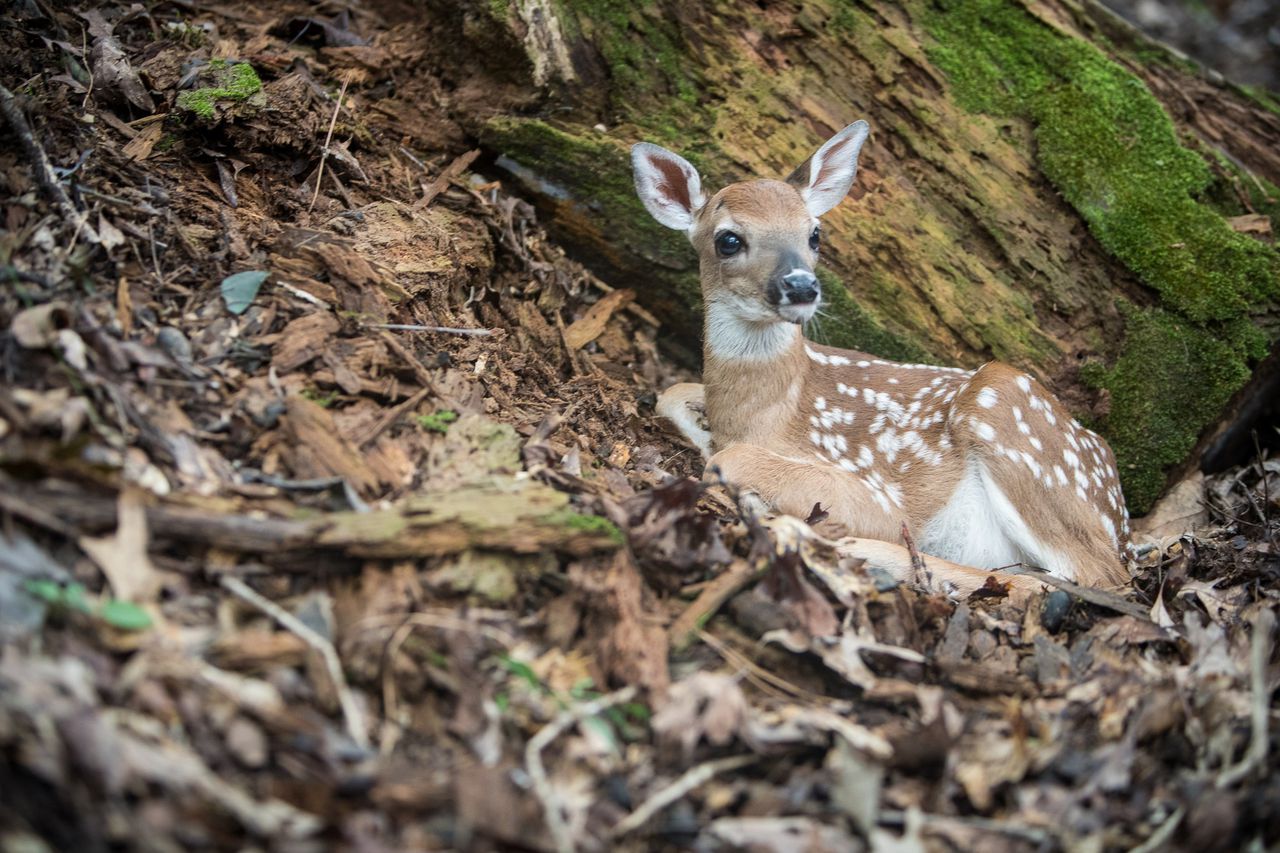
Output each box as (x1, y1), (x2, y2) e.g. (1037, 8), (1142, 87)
(23, 578), (64, 604)
(582, 714), (620, 752)
(497, 654), (543, 690)
(97, 600), (154, 631)
(23, 579), (92, 613)
(220, 270), (268, 315)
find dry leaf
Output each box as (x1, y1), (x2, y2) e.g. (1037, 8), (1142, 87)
(79, 488), (162, 603)
(564, 288), (633, 350)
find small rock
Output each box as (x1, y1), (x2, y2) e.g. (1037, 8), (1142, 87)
(968, 628), (997, 660)
(157, 326), (194, 366)
(225, 716), (268, 768)
(1041, 590), (1073, 633)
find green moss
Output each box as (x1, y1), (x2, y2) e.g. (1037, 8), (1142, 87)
(546, 508), (625, 544)
(812, 269), (928, 361)
(416, 410), (459, 433)
(300, 387), (339, 408)
(483, 116), (703, 340)
(175, 60), (262, 120)
(1083, 305), (1263, 509)
(925, 0), (1278, 324)
(924, 0), (1280, 510)
(556, 0), (700, 115)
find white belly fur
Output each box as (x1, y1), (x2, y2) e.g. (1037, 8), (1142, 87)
(920, 456), (1075, 579)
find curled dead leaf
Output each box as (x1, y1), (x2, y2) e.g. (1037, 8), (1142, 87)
(11, 302), (72, 349)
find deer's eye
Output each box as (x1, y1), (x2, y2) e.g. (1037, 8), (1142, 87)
(809, 227), (820, 252)
(715, 231), (743, 258)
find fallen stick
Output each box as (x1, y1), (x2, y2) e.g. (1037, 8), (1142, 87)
(610, 754), (757, 839)
(221, 575), (369, 750)
(667, 560), (764, 652)
(993, 564), (1152, 620)
(526, 686), (638, 853)
(0, 83), (100, 244)
(308, 73), (352, 213)
(367, 323), (497, 337)
(2, 478), (622, 560)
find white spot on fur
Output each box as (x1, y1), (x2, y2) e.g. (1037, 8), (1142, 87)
(976, 387), (998, 408)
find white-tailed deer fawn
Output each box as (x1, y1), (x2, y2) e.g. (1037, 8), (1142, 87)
(632, 121), (1133, 599)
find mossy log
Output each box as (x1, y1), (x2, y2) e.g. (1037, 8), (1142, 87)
(436, 0), (1280, 513)
(5, 479), (622, 563)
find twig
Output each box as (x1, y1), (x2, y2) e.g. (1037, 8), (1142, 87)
(696, 629), (834, 705)
(0, 83), (99, 244)
(366, 323), (497, 337)
(1216, 606), (1274, 788)
(526, 686), (638, 853)
(277, 281), (331, 310)
(412, 148), (480, 211)
(376, 330), (444, 394)
(993, 564), (1151, 620)
(1129, 807), (1185, 853)
(900, 521), (930, 589)
(610, 755), (757, 839)
(668, 560), (764, 651)
(375, 611), (516, 756)
(878, 808), (1052, 845)
(308, 73), (352, 213)
(220, 575), (369, 751)
(0, 488), (79, 539)
(358, 386), (431, 448)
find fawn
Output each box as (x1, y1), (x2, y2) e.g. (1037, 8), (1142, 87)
(632, 121), (1132, 598)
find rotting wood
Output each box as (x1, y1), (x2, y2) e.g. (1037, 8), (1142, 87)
(0, 478), (621, 560)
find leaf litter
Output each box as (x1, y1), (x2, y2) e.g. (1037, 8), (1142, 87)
(0, 1), (1277, 851)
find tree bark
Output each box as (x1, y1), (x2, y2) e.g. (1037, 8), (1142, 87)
(436, 0), (1280, 513)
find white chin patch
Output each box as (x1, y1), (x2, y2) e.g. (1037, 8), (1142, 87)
(778, 301), (818, 324)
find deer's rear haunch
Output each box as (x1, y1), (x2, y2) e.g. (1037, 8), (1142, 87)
(632, 121), (1132, 598)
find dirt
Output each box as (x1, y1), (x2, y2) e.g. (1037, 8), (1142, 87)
(0, 2), (1277, 851)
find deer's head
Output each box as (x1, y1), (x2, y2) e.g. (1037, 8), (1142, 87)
(632, 121), (869, 329)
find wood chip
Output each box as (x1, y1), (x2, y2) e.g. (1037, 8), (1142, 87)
(271, 312), (340, 373)
(281, 395), (381, 495)
(564, 289), (634, 350)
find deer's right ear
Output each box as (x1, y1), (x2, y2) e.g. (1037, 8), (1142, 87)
(632, 142), (706, 232)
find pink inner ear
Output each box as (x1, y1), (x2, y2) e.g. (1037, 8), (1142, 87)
(652, 156), (691, 211)
(814, 135), (855, 188)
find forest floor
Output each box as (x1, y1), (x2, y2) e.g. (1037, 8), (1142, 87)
(1, 2), (1278, 851)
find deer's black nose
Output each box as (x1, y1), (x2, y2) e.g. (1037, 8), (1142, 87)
(781, 270), (819, 305)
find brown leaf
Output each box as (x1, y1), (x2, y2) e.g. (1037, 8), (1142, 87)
(88, 34), (156, 113)
(1227, 213), (1272, 236)
(652, 672), (748, 757)
(564, 289), (634, 350)
(122, 121), (164, 161)
(281, 395), (381, 495)
(271, 312), (340, 373)
(79, 488), (162, 603)
(574, 550), (670, 700)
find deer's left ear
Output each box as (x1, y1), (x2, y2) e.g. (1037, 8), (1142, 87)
(632, 142), (706, 232)
(787, 120), (870, 217)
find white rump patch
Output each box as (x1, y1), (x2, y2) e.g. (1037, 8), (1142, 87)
(921, 457), (1076, 579)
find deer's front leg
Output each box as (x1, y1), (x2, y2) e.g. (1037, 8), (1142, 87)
(705, 444), (900, 542)
(656, 382), (711, 460)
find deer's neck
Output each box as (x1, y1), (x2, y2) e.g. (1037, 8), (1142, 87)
(702, 301), (809, 452)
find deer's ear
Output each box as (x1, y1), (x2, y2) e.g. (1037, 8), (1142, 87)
(787, 120), (870, 217)
(632, 142), (706, 231)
